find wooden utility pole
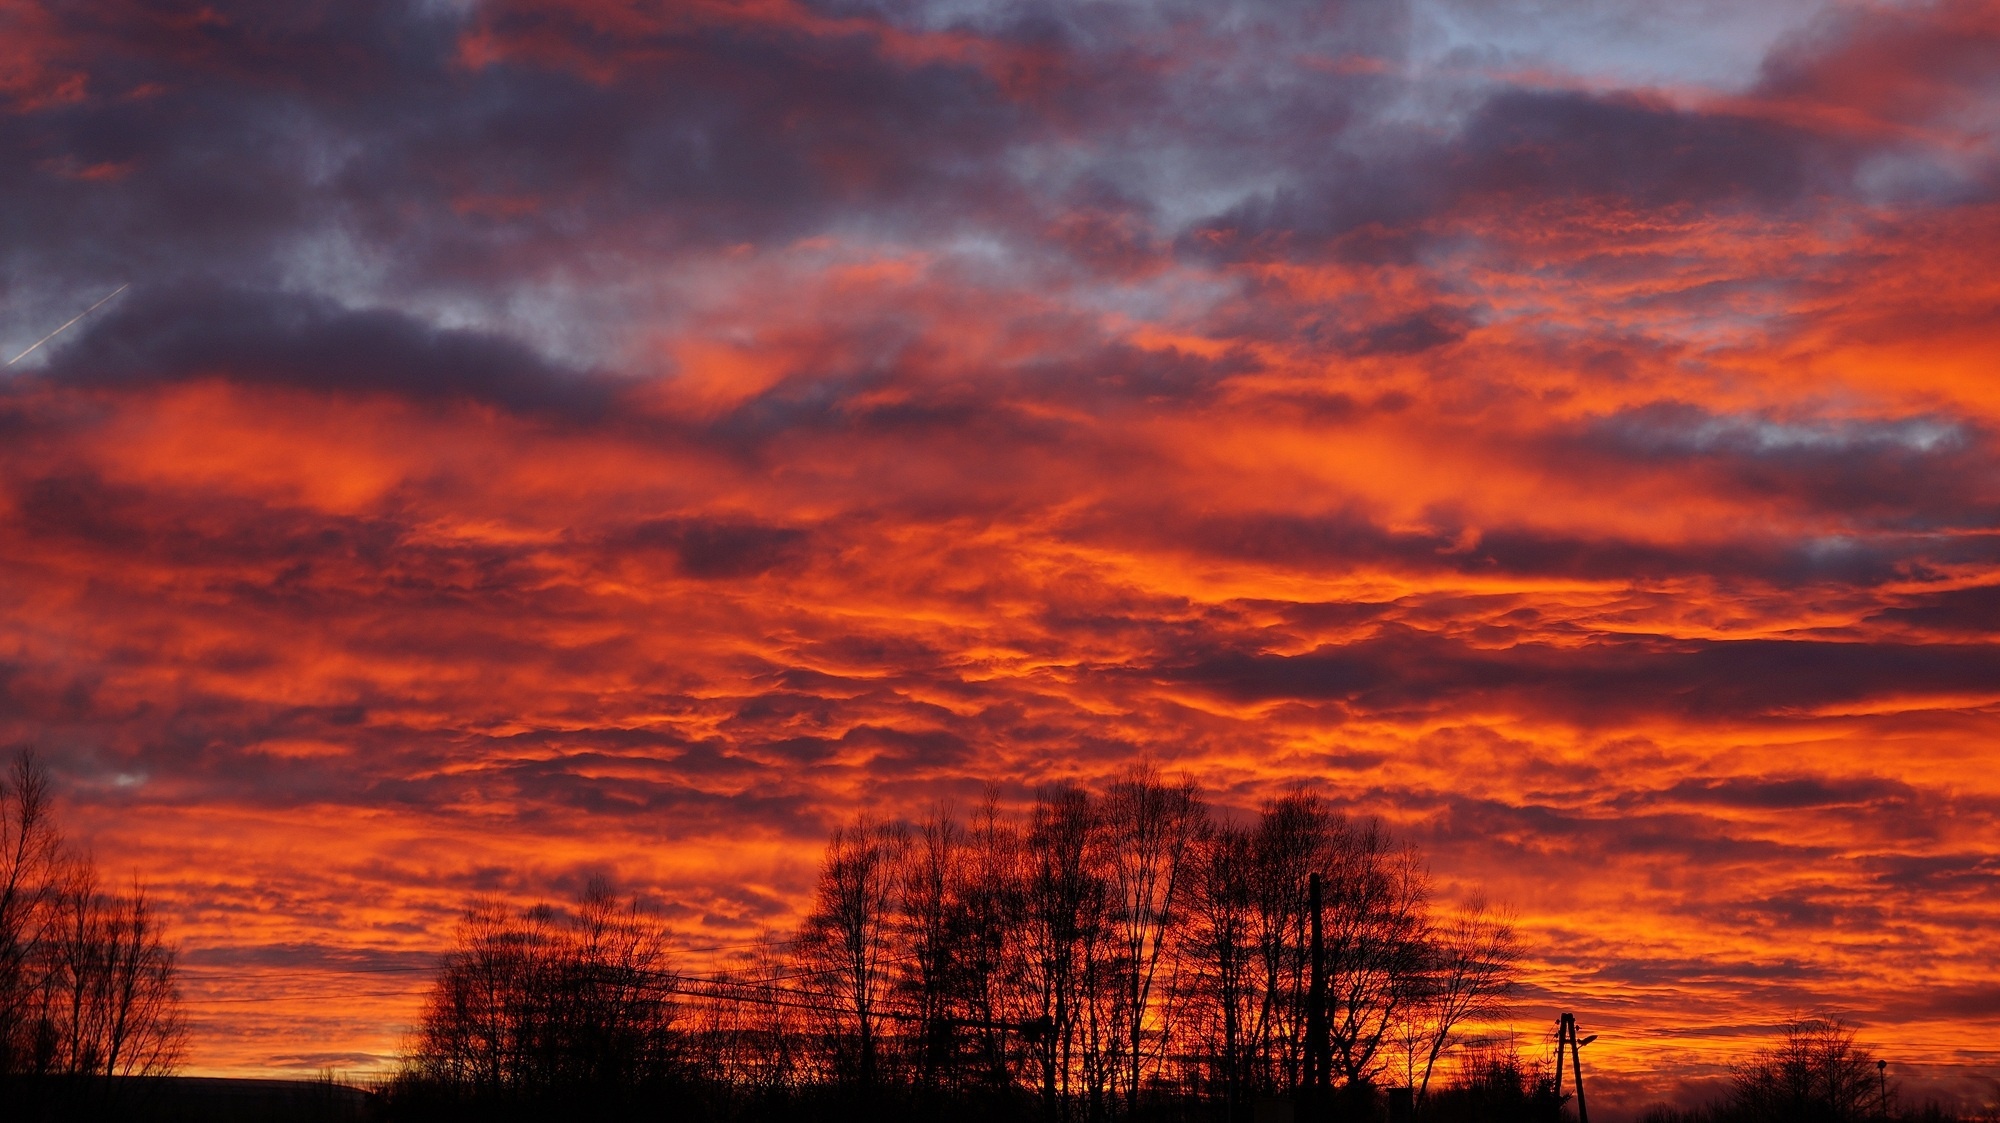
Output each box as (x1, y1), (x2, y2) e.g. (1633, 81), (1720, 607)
(1553, 1013), (1591, 1123)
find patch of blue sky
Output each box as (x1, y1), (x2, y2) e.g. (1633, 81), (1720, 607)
(1689, 414), (1965, 455)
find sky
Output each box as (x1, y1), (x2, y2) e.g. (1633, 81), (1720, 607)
(2, 0), (1998, 1112)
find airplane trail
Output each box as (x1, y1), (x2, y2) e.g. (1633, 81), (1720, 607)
(6, 282), (129, 366)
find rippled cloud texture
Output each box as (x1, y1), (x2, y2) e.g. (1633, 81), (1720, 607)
(3, 0), (1998, 1107)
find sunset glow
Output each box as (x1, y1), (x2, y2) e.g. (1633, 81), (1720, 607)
(3, 0), (1997, 1113)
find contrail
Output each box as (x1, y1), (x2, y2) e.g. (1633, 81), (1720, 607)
(7, 282), (130, 366)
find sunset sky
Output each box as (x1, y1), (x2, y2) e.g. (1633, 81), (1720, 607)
(3, 0), (1998, 1113)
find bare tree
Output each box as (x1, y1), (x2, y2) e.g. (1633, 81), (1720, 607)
(1186, 822), (1260, 1119)
(0, 752), (61, 1077)
(1022, 784), (1103, 1119)
(957, 790), (1029, 1094)
(412, 897), (528, 1095)
(899, 807), (963, 1091)
(1408, 897), (1519, 1101)
(90, 879), (185, 1081)
(1248, 786), (1342, 1093)
(680, 929), (805, 1103)
(405, 883), (678, 1106)
(1322, 823), (1430, 1087)
(0, 752), (184, 1113)
(1100, 765), (1206, 1116)
(797, 815), (909, 1089)
(738, 933), (804, 1095)
(557, 880), (680, 1090)
(1731, 1018), (1883, 1123)
(395, 772), (1531, 1118)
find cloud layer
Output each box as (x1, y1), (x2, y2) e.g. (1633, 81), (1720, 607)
(3, 0), (1998, 1108)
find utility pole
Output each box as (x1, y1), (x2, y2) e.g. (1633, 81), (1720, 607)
(1568, 1014), (1589, 1123)
(1307, 872), (1329, 1118)
(1554, 1013), (1593, 1123)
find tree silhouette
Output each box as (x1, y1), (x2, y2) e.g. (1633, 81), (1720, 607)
(402, 879), (678, 1112)
(0, 750), (61, 1079)
(1242, 784), (1345, 1094)
(1323, 821), (1431, 1087)
(0, 751), (185, 1117)
(796, 815), (909, 1091)
(1184, 821), (1259, 1117)
(393, 772), (1544, 1122)
(1100, 765), (1205, 1117)
(1406, 898), (1520, 1102)
(1640, 1018), (1924, 1123)
(1731, 1018), (1885, 1123)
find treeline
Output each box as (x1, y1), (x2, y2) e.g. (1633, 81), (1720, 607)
(1, 753), (186, 1120)
(392, 769), (1525, 1121)
(1641, 1019), (1987, 1123)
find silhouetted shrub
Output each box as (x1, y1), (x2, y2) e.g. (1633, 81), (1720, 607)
(390, 878), (679, 1120)
(1637, 1019), (1976, 1123)
(1418, 1043), (1565, 1123)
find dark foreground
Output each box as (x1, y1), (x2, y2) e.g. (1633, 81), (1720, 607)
(1, 1074), (1555, 1123)
(4, 1075), (372, 1122)
(6, 1072), (1987, 1123)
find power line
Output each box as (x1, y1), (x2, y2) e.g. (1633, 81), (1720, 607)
(175, 935), (833, 984)
(179, 952), (928, 1020)
(182, 964), (433, 979)
(194, 988), (433, 1005)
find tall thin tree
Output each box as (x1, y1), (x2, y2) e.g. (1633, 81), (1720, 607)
(1101, 766), (1206, 1116)
(798, 815), (909, 1090)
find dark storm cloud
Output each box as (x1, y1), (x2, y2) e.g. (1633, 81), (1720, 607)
(40, 285), (614, 418)
(1754, 0), (2000, 184)
(1128, 506), (1963, 587)
(1177, 1), (2000, 264)
(716, 335), (1251, 443)
(1180, 86), (1838, 259)
(1873, 584), (2000, 635)
(1337, 308), (1473, 357)
(1429, 796), (1827, 867)
(5, 0), (1983, 341)
(1, 2), (461, 283)
(1157, 627), (2000, 723)
(615, 518), (810, 579)
(1891, 986), (2000, 1022)
(58, 682), (837, 833)
(491, 752), (821, 824)
(1860, 851), (2000, 895)
(1590, 957), (1829, 987)
(1658, 775), (1919, 811)
(18, 0), (1846, 321)
(2, 468), (560, 614)
(1113, 401), (2000, 588)
(1449, 90), (1830, 208)
(1567, 405), (2000, 530)
(1, 0), (1038, 301)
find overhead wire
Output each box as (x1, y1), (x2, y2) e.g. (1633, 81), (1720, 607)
(178, 949), (932, 1022)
